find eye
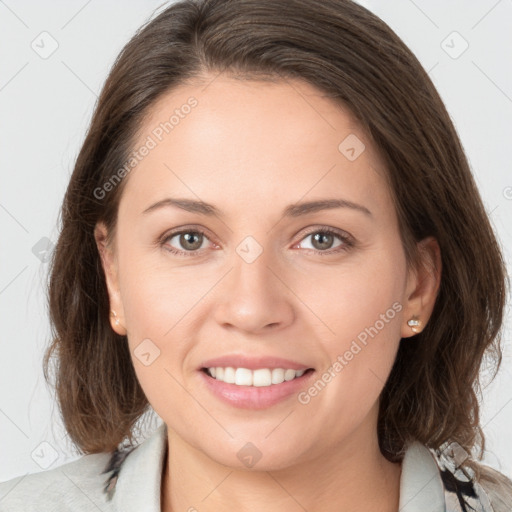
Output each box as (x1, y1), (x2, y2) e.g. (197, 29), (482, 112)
(161, 228), (213, 256)
(294, 227), (354, 255)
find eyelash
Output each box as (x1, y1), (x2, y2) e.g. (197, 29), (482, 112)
(159, 226), (355, 257)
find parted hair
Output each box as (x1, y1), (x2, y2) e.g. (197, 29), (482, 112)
(45, 0), (509, 483)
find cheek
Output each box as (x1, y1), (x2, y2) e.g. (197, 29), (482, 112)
(117, 241), (208, 339)
(117, 261), (203, 413)
(116, 249), (215, 378)
(296, 244), (405, 344)
(297, 250), (404, 429)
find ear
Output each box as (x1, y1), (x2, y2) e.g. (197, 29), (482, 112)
(400, 236), (442, 339)
(94, 222), (127, 336)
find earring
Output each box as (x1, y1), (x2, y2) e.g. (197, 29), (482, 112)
(111, 310), (120, 326)
(407, 315), (422, 334)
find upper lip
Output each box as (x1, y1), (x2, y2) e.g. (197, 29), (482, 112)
(199, 354), (314, 371)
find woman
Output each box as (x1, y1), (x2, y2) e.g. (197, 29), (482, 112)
(1, 0), (511, 510)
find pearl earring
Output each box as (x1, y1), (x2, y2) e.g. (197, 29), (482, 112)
(111, 310), (120, 326)
(407, 315), (422, 333)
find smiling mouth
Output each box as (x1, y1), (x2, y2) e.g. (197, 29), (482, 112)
(200, 367), (315, 387)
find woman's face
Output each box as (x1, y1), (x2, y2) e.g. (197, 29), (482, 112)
(97, 75), (438, 470)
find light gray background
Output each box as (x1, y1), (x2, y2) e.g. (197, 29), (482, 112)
(1, 0), (511, 482)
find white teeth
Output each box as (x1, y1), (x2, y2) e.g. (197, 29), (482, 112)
(272, 368), (285, 384)
(284, 369), (296, 381)
(224, 367), (236, 383)
(235, 368), (253, 386)
(206, 367), (309, 387)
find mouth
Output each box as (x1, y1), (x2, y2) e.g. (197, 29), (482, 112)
(198, 366), (316, 410)
(200, 367), (315, 387)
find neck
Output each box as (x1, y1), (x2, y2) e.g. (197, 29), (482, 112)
(160, 410), (401, 512)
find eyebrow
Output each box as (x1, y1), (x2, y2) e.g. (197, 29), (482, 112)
(142, 197), (372, 218)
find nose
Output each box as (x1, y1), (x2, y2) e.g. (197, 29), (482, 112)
(211, 248), (295, 334)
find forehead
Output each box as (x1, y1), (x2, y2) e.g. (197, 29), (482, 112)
(120, 75), (392, 218)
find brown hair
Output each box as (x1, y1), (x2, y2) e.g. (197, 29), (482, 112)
(44, 0), (508, 476)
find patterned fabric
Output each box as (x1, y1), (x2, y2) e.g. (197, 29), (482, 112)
(433, 441), (495, 511)
(101, 444), (139, 501)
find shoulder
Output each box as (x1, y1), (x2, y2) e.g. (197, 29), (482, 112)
(0, 423), (167, 512)
(0, 448), (131, 512)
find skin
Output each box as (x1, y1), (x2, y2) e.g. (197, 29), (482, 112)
(95, 74), (441, 512)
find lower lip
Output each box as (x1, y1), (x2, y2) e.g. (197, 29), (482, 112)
(198, 369), (315, 410)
